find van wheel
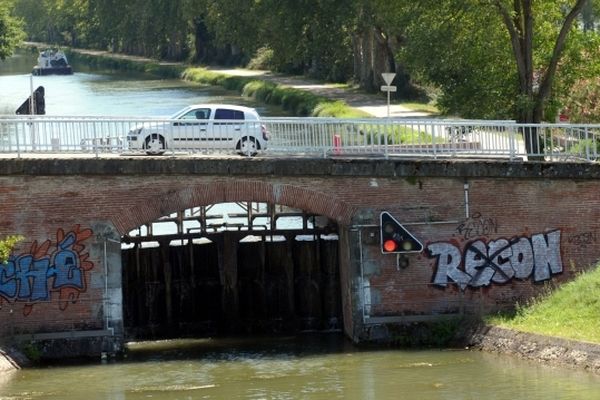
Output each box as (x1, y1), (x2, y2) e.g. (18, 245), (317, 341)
(144, 134), (166, 155)
(237, 136), (258, 156)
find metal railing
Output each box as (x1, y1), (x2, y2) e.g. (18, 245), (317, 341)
(1, 115), (599, 161)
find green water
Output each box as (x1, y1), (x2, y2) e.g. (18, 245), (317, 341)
(1, 335), (600, 399)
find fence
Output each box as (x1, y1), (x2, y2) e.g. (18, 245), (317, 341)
(1, 115), (599, 162)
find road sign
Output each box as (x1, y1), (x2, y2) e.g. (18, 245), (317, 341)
(381, 73), (396, 86)
(381, 73), (398, 119)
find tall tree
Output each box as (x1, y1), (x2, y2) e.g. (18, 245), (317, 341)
(0, 0), (24, 59)
(493, 0), (589, 123)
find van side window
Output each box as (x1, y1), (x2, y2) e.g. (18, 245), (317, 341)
(215, 109), (244, 120)
(181, 108), (210, 120)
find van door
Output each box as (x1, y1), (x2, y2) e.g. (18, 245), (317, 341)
(213, 108), (245, 149)
(172, 107), (211, 151)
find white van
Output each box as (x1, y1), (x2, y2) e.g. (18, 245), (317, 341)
(127, 104), (269, 156)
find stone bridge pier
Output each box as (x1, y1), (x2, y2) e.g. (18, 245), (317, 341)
(1, 157), (599, 358)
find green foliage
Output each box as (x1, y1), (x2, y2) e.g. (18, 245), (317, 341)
(67, 51), (185, 78)
(247, 47), (274, 70)
(0, 235), (23, 263)
(20, 341), (41, 363)
(568, 139), (600, 159)
(355, 125), (439, 146)
(562, 76), (600, 123)
(182, 67), (368, 118)
(0, 0), (24, 60)
(398, 1), (518, 119)
(12, 0), (600, 122)
(487, 264), (600, 343)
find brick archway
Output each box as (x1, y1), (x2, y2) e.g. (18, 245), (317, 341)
(113, 179), (356, 235)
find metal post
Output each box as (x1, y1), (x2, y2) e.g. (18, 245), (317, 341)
(29, 75), (36, 151)
(387, 90), (391, 119)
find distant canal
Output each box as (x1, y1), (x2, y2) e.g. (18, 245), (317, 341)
(0, 49), (287, 117)
(2, 49), (600, 400)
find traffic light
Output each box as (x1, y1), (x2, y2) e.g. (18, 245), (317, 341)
(380, 211), (424, 254)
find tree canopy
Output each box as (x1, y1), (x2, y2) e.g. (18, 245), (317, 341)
(0, 0), (24, 60)
(9, 0), (600, 122)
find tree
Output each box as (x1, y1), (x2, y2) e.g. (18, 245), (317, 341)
(0, 0), (24, 60)
(492, 0), (589, 123)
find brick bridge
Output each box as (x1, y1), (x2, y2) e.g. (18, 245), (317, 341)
(1, 157), (599, 358)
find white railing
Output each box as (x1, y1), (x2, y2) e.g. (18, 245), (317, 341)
(0, 115), (598, 162)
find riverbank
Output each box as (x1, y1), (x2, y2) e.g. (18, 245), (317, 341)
(23, 43), (432, 118)
(466, 325), (600, 374)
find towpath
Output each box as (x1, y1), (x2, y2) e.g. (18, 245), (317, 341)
(59, 45), (431, 118)
(207, 67), (431, 118)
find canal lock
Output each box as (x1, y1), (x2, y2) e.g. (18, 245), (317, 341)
(121, 203), (342, 340)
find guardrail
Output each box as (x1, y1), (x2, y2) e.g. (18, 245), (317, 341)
(0, 115), (598, 162)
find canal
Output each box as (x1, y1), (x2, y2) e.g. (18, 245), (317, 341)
(0, 49), (286, 117)
(2, 49), (600, 399)
(2, 335), (600, 399)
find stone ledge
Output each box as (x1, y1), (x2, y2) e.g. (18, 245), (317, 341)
(466, 325), (600, 374)
(1, 157), (599, 179)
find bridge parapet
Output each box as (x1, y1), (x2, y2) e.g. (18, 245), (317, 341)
(1, 116), (599, 162)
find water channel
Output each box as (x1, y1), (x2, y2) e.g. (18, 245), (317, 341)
(2, 50), (600, 399)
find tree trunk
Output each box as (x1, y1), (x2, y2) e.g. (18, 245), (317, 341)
(495, 0), (589, 160)
(352, 27), (397, 93)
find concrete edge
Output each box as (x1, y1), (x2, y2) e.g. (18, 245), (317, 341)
(465, 325), (600, 374)
(0, 346), (29, 371)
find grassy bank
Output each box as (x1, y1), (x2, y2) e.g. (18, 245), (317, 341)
(66, 50), (370, 118)
(487, 264), (600, 343)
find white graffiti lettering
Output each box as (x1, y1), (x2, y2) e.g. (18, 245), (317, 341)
(427, 230), (562, 289)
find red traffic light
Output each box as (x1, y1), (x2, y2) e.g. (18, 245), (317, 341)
(380, 212), (424, 254)
(383, 239), (398, 252)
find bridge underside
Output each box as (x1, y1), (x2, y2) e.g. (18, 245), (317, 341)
(121, 202), (343, 339)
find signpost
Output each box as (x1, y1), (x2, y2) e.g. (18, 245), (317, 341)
(381, 73), (396, 118)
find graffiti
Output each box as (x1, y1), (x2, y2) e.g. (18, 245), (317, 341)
(455, 212), (498, 240)
(427, 230), (562, 290)
(567, 231), (597, 248)
(0, 226), (93, 315)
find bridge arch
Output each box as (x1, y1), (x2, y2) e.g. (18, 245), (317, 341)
(113, 179), (357, 235)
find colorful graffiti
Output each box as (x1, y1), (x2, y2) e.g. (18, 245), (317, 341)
(0, 226), (94, 315)
(427, 230), (562, 290)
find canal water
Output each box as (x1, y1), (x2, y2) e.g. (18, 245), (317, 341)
(0, 50), (286, 117)
(2, 50), (600, 399)
(2, 335), (600, 399)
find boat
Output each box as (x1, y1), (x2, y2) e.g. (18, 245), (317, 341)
(32, 49), (73, 76)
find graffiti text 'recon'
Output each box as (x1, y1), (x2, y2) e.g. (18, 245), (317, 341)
(427, 230), (562, 290)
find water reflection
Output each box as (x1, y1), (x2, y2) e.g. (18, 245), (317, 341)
(1, 335), (600, 399)
(0, 50), (288, 117)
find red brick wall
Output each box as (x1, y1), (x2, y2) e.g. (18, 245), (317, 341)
(1, 172), (598, 337)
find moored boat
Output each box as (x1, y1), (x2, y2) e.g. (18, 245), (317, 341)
(32, 49), (73, 76)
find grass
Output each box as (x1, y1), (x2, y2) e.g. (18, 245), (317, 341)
(63, 47), (437, 119)
(399, 102), (440, 114)
(486, 264), (600, 343)
(182, 67), (371, 118)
